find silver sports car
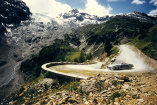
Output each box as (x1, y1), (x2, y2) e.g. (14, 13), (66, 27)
(107, 62), (134, 70)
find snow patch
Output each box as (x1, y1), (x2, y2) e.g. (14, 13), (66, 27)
(31, 13), (53, 23)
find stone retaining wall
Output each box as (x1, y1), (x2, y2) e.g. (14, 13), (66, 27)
(41, 62), (89, 81)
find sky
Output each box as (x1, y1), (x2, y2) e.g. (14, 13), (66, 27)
(22, 0), (157, 17)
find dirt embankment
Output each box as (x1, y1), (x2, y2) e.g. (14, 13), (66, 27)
(130, 45), (157, 70)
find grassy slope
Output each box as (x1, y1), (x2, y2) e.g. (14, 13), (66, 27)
(129, 25), (157, 60)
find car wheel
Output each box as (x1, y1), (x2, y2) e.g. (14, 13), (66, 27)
(109, 67), (113, 70)
(112, 67), (116, 70)
(129, 66), (132, 69)
(127, 65), (131, 69)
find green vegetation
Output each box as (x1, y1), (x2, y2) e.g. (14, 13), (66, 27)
(109, 91), (126, 102)
(110, 92), (121, 101)
(129, 25), (157, 60)
(111, 76), (129, 86)
(43, 71), (52, 78)
(95, 80), (103, 92)
(65, 52), (80, 62)
(63, 81), (80, 92)
(111, 80), (118, 86)
(66, 16), (153, 45)
(109, 46), (119, 57)
(104, 41), (113, 55)
(100, 46), (119, 68)
(20, 39), (87, 81)
(65, 16), (156, 60)
(51, 80), (59, 89)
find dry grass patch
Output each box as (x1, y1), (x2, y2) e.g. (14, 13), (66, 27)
(56, 69), (105, 76)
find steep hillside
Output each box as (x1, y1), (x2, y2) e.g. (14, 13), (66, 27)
(2, 71), (157, 105)
(0, 0), (31, 100)
(0, 0), (31, 61)
(130, 25), (157, 60)
(64, 15), (156, 60)
(20, 39), (86, 81)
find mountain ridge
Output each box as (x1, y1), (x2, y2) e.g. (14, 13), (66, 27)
(32, 9), (157, 26)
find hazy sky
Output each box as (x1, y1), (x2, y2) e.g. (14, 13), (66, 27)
(22, 0), (157, 17)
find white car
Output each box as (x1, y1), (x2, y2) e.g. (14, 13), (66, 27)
(107, 62), (134, 70)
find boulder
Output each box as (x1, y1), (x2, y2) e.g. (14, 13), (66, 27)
(122, 84), (130, 91)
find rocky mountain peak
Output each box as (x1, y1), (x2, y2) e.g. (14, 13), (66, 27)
(125, 11), (157, 24)
(58, 9), (110, 22)
(71, 9), (79, 14)
(132, 11), (150, 18)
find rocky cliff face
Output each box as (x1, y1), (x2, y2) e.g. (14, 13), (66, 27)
(0, 0), (31, 61)
(0, 0), (31, 100)
(0, 0), (31, 25)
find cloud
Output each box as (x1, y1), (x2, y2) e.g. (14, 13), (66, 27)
(81, 0), (113, 16)
(131, 0), (146, 5)
(22, 0), (72, 17)
(149, 9), (157, 14)
(150, 0), (157, 6)
(106, 0), (123, 2)
(22, 0), (112, 17)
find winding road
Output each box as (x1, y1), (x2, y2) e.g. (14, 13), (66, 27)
(43, 45), (153, 72)
(65, 45), (153, 72)
(42, 45), (154, 80)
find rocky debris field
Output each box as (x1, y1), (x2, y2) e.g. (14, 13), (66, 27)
(2, 71), (157, 105)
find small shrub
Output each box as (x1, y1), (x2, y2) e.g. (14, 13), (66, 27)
(28, 88), (38, 96)
(95, 80), (103, 92)
(147, 72), (154, 75)
(51, 80), (59, 89)
(77, 86), (83, 94)
(120, 92), (126, 97)
(44, 84), (49, 90)
(110, 92), (121, 102)
(44, 72), (52, 78)
(69, 81), (80, 91)
(63, 81), (80, 92)
(111, 80), (118, 86)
